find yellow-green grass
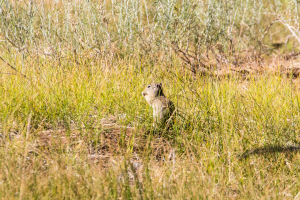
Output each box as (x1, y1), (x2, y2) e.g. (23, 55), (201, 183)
(1, 55), (300, 199)
(1, 0), (300, 198)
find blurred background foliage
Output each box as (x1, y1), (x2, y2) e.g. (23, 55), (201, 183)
(0, 0), (299, 70)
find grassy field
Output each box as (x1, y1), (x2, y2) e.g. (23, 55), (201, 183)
(1, 56), (300, 199)
(1, 0), (300, 199)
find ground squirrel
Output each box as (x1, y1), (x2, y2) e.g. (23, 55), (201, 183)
(142, 83), (175, 127)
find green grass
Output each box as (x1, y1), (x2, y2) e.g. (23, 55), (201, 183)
(1, 56), (300, 199)
(1, 0), (300, 198)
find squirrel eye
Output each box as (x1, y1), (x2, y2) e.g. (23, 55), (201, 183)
(147, 85), (150, 88)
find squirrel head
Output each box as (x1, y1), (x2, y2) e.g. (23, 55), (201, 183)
(142, 83), (165, 104)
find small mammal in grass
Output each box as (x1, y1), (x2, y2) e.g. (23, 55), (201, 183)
(142, 83), (175, 127)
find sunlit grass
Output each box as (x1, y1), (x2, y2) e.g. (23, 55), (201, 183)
(1, 0), (300, 198)
(1, 55), (300, 199)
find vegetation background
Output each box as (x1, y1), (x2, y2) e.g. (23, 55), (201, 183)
(1, 0), (300, 199)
